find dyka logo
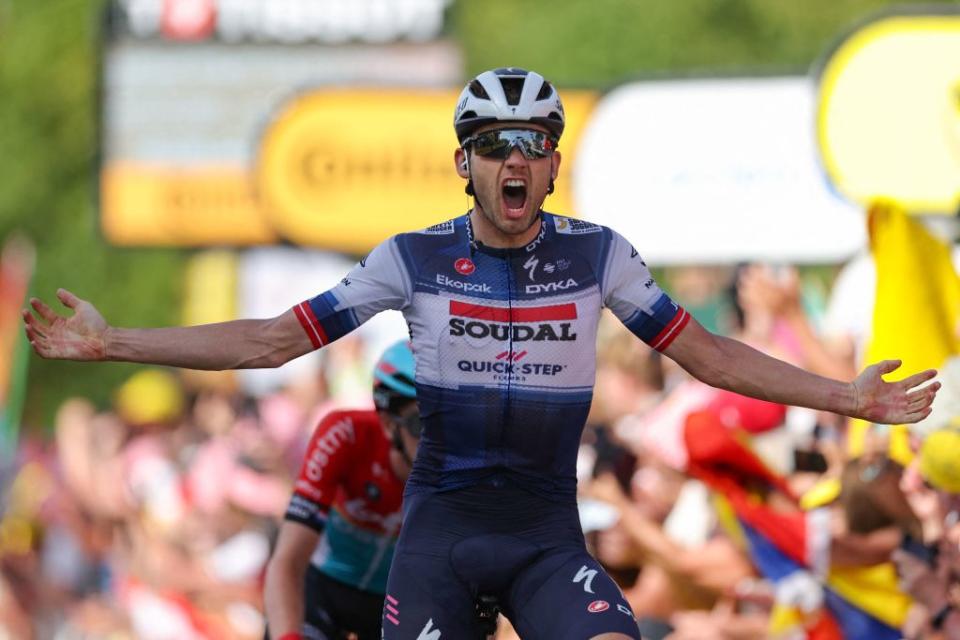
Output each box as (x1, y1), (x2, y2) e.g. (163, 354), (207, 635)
(454, 258), (475, 275)
(587, 600), (609, 613)
(526, 278), (577, 294)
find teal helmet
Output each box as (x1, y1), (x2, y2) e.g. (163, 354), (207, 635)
(372, 340), (417, 413)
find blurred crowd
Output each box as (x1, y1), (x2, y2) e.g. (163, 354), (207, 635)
(2, 262), (959, 640)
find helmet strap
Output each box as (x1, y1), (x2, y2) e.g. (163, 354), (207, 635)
(547, 178), (555, 195)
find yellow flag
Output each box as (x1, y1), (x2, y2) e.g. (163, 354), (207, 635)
(849, 200), (960, 462)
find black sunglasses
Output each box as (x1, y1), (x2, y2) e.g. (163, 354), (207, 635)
(464, 128), (558, 160)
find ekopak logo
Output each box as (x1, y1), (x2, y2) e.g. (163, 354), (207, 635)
(454, 258), (475, 275)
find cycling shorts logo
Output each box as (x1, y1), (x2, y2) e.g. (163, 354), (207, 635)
(587, 600), (610, 613)
(454, 258), (475, 275)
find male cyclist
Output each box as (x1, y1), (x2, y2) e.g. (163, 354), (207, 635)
(264, 340), (420, 640)
(24, 68), (939, 640)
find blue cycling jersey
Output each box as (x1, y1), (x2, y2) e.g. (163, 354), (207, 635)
(294, 212), (688, 499)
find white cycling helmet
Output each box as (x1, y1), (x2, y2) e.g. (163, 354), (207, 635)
(453, 67), (565, 143)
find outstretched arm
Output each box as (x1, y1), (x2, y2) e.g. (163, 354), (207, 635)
(662, 317), (939, 424)
(23, 288), (313, 370)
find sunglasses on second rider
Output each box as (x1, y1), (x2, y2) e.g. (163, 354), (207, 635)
(463, 128), (558, 160)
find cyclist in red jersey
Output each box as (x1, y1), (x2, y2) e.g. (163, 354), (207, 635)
(24, 68), (939, 639)
(265, 340), (420, 640)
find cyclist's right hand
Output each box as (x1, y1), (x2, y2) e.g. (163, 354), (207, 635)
(22, 289), (109, 361)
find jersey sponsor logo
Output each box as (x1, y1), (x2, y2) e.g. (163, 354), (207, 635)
(449, 318), (576, 342)
(629, 244), (638, 258)
(524, 219), (547, 252)
(457, 358), (566, 379)
(341, 497), (402, 530)
(617, 603), (634, 618)
(454, 257), (475, 275)
(523, 255), (539, 281)
(421, 220), (455, 235)
(305, 418), (355, 482)
(448, 300), (578, 342)
(286, 494), (322, 520)
(587, 600), (609, 613)
(573, 565), (598, 594)
(525, 278), (577, 294)
(416, 618), (442, 640)
(554, 216), (601, 235)
(436, 274), (491, 293)
(542, 258), (570, 275)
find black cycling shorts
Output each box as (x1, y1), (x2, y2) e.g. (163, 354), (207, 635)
(301, 566), (384, 640)
(381, 475), (641, 639)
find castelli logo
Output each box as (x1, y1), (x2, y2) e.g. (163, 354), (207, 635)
(587, 600), (609, 613)
(454, 258), (476, 275)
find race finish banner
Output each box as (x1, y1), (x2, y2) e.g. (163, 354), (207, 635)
(100, 0), (460, 250)
(0, 236), (34, 463)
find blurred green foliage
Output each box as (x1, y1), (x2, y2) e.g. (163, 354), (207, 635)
(0, 0), (185, 429)
(452, 0), (960, 87)
(2, 0), (957, 429)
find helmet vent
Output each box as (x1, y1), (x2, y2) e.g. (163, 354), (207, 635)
(501, 77), (525, 106)
(468, 80), (490, 100)
(536, 82), (553, 101)
(458, 110), (477, 121)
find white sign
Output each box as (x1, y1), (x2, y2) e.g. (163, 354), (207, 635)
(237, 247), (407, 396)
(573, 77), (865, 264)
(117, 0), (453, 43)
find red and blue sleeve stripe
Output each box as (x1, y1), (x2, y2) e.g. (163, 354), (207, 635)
(294, 292), (360, 350)
(622, 293), (690, 352)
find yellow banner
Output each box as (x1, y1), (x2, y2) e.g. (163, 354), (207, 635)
(102, 88), (597, 252)
(255, 88), (596, 253)
(101, 163), (277, 246)
(818, 13), (960, 214)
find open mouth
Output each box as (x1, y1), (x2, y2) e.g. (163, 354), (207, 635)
(502, 179), (528, 216)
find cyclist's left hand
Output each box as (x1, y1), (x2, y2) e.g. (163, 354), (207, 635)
(851, 360), (939, 424)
